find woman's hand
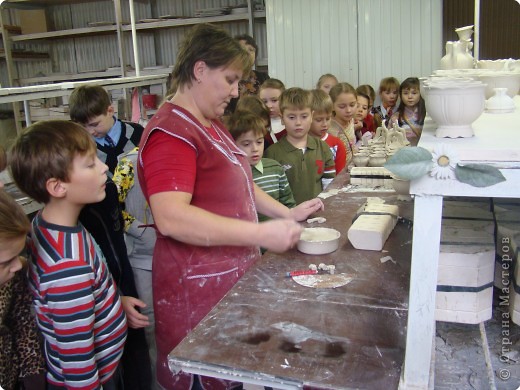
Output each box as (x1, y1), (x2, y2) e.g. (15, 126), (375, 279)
(120, 296), (150, 329)
(289, 198), (325, 221)
(257, 219), (303, 253)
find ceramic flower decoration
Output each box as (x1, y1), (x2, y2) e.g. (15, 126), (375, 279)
(430, 144), (459, 180)
(385, 145), (506, 188)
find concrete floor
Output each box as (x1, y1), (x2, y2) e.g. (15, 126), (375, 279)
(434, 305), (520, 390)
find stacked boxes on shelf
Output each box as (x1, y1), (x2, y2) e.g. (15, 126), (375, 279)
(26, 98), (69, 121)
(28, 100), (49, 120)
(19, 9), (49, 35)
(435, 199), (495, 324)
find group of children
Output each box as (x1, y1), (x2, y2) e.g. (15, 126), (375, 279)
(226, 73), (426, 222)
(0, 58), (427, 390)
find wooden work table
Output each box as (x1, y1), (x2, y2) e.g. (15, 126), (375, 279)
(168, 174), (413, 389)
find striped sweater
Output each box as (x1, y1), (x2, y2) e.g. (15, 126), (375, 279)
(252, 158), (296, 222)
(29, 212), (127, 389)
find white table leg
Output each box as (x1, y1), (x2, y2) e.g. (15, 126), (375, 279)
(399, 195), (443, 390)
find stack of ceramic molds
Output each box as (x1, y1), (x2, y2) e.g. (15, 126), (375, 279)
(347, 202), (399, 251)
(349, 167), (393, 188)
(435, 199), (495, 324)
(492, 198), (520, 325)
(28, 100), (49, 121)
(49, 106), (69, 119)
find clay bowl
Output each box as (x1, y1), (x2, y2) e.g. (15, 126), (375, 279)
(297, 227), (341, 255)
(476, 59), (513, 70)
(432, 69), (520, 99)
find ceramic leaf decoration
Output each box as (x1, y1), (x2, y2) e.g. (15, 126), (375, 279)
(455, 163), (506, 187)
(384, 147), (433, 180)
(384, 145), (506, 188)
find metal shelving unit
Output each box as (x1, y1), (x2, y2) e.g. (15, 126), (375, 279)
(0, 0), (267, 136)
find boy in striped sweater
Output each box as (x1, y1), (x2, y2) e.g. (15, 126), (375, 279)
(9, 120), (127, 390)
(228, 110), (296, 222)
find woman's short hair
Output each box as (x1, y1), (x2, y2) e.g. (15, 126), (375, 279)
(171, 23), (252, 91)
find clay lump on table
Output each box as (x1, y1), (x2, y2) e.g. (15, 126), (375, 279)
(347, 201), (399, 251)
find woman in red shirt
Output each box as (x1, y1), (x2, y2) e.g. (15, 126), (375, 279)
(138, 24), (323, 390)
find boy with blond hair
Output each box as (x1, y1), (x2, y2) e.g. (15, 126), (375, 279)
(309, 89), (347, 174)
(265, 88), (336, 204)
(9, 120), (127, 389)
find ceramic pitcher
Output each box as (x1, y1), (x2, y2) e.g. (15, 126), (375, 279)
(440, 41), (474, 70)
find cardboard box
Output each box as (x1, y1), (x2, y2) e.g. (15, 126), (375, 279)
(19, 9), (48, 35)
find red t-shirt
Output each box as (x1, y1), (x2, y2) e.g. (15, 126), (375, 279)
(140, 130), (197, 196)
(363, 113), (376, 134)
(140, 124), (224, 196)
(322, 133), (347, 174)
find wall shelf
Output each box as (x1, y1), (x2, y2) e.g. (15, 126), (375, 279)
(0, 50), (49, 60)
(0, 0), (266, 138)
(121, 11), (265, 32)
(17, 67), (171, 86)
(11, 25), (118, 41)
(0, 74), (168, 134)
(2, 0), (147, 6)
